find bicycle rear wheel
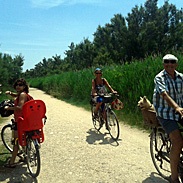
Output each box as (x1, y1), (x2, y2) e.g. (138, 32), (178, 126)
(107, 110), (120, 140)
(1, 124), (13, 152)
(150, 128), (171, 179)
(26, 138), (41, 178)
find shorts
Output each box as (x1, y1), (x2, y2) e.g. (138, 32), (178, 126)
(157, 116), (179, 134)
(92, 96), (104, 111)
(92, 96), (103, 103)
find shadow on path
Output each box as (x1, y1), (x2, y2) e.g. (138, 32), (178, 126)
(142, 172), (169, 183)
(86, 128), (121, 146)
(0, 156), (38, 183)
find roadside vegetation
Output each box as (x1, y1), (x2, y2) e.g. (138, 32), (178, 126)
(27, 53), (183, 129)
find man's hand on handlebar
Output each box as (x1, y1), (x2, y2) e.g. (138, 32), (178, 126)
(112, 91), (118, 94)
(175, 106), (183, 118)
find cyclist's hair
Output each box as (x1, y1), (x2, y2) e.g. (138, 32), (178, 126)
(13, 78), (29, 93)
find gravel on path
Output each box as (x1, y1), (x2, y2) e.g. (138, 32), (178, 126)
(0, 88), (168, 183)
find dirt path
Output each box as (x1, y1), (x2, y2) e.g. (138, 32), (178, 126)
(0, 88), (168, 183)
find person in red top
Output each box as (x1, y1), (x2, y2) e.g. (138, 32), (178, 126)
(4, 78), (32, 168)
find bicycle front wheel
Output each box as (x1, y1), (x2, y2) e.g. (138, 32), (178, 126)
(107, 110), (120, 140)
(26, 138), (41, 178)
(1, 124), (13, 152)
(91, 105), (102, 131)
(150, 129), (171, 179)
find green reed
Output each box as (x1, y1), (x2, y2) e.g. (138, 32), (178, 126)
(28, 53), (183, 128)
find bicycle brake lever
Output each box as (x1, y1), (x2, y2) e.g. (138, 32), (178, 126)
(44, 116), (47, 125)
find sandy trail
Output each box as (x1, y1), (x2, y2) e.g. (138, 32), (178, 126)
(0, 88), (168, 183)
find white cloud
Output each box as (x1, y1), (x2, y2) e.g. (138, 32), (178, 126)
(31, 0), (66, 8)
(30, 0), (102, 9)
(16, 41), (48, 47)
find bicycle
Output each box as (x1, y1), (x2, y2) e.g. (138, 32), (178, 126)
(140, 107), (183, 182)
(1, 99), (47, 178)
(1, 119), (16, 153)
(91, 93), (122, 141)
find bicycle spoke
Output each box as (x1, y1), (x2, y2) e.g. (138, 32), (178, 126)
(26, 138), (41, 178)
(1, 124), (13, 152)
(91, 105), (102, 131)
(107, 110), (120, 140)
(150, 130), (171, 179)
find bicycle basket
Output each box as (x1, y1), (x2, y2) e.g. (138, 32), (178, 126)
(0, 100), (14, 117)
(111, 99), (124, 110)
(141, 109), (160, 127)
(103, 95), (113, 103)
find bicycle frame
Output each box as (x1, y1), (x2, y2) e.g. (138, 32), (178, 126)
(1, 118), (46, 178)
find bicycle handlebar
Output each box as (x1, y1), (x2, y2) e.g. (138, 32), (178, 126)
(44, 116), (47, 125)
(97, 93), (119, 97)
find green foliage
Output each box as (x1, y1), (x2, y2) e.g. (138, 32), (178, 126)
(0, 144), (10, 166)
(1, 0), (183, 129)
(0, 53), (24, 86)
(29, 54), (183, 128)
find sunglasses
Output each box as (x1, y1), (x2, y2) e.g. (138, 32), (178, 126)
(16, 83), (24, 87)
(163, 59), (177, 64)
(95, 72), (102, 74)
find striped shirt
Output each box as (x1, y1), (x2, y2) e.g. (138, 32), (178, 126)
(153, 69), (183, 121)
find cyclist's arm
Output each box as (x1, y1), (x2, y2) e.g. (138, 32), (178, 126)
(5, 91), (18, 98)
(161, 91), (183, 116)
(5, 92), (27, 111)
(103, 78), (117, 93)
(91, 79), (97, 96)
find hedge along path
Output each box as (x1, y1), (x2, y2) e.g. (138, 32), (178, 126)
(0, 88), (168, 183)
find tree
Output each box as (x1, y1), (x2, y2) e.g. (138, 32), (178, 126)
(23, 0), (183, 76)
(0, 53), (24, 85)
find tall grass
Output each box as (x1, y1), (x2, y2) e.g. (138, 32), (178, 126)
(28, 54), (183, 128)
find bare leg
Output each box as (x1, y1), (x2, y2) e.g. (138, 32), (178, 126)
(94, 102), (102, 114)
(169, 129), (183, 181)
(9, 131), (19, 165)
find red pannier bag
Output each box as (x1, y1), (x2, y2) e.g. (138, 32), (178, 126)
(17, 100), (46, 146)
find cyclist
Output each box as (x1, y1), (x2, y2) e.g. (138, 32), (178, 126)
(4, 78), (33, 168)
(91, 68), (117, 128)
(153, 54), (183, 183)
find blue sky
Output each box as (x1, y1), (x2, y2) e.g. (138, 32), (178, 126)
(0, 0), (182, 71)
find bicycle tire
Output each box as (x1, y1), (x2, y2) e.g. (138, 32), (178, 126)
(107, 110), (120, 140)
(91, 105), (102, 131)
(26, 138), (41, 178)
(1, 124), (13, 152)
(150, 129), (171, 179)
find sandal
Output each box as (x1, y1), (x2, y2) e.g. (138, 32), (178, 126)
(4, 162), (16, 168)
